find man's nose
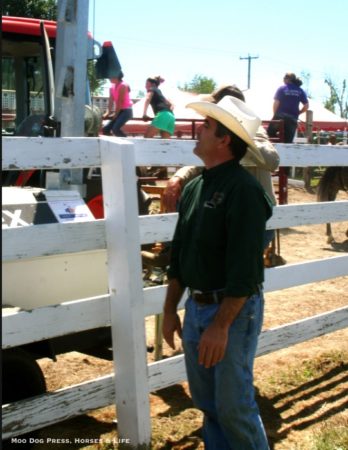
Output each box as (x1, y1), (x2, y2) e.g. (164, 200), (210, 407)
(196, 124), (203, 138)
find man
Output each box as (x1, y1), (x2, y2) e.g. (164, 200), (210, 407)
(162, 96), (272, 449)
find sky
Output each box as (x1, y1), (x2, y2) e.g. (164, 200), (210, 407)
(88, 0), (347, 105)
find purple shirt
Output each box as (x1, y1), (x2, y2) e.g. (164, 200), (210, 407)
(274, 83), (308, 118)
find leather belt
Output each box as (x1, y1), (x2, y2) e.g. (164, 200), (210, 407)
(189, 285), (263, 305)
(189, 289), (225, 305)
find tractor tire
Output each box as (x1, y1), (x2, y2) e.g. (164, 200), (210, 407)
(2, 348), (47, 449)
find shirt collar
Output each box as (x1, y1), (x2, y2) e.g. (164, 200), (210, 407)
(202, 159), (239, 181)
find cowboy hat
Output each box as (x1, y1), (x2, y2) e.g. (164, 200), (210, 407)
(186, 96), (265, 165)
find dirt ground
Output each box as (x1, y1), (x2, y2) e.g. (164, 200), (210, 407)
(34, 185), (347, 449)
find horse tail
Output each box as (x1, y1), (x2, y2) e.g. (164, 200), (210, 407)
(316, 167), (339, 202)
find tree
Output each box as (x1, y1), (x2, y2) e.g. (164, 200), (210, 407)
(180, 74), (217, 94)
(87, 61), (105, 96)
(324, 77), (347, 119)
(2, 0), (57, 19)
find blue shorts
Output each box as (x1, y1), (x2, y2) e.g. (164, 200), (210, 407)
(151, 111), (175, 135)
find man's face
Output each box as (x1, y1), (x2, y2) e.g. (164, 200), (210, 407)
(194, 117), (221, 159)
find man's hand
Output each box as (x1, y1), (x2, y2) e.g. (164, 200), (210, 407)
(162, 312), (182, 349)
(198, 296), (247, 368)
(163, 176), (182, 212)
(198, 322), (229, 368)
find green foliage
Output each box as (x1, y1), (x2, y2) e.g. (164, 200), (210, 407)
(87, 60), (105, 96)
(179, 74), (217, 94)
(2, 0), (57, 20)
(324, 77), (347, 118)
(136, 90), (146, 98)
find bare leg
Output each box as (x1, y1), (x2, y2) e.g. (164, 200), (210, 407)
(160, 131), (171, 139)
(144, 126), (158, 138)
(326, 223), (334, 243)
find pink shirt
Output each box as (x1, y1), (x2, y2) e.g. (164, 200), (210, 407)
(110, 81), (133, 109)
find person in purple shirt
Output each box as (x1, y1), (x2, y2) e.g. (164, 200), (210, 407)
(267, 72), (309, 143)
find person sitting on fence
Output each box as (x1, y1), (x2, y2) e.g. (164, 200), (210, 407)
(267, 72), (309, 143)
(142, 76), (175, 138)
(102, 71), (133, 137)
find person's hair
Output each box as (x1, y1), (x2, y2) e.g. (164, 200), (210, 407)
(146, 76), (165, 87)
(211, 85), (245, 103)
(284, 72), (303, 87)
(215, 121), (248, 161)
(111, 70), (124, 82)
(114, 70), (124, 81)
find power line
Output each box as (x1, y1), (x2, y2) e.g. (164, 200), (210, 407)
(239, 54), (259, 89)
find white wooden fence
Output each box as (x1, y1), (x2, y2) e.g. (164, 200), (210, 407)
(2, 137), (348, 447)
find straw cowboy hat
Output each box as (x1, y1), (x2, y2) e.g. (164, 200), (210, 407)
(186, 96), (265, 165)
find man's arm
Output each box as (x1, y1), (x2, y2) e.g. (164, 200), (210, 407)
(102, 89), (114, 119)
(299, 102), (309, 115)
(162, 278), (185, 349)
(252, 126), (280, 172)
(143, 92), (153, 120)
(162, 166), (202, 212)
(273, 99), (280, 115)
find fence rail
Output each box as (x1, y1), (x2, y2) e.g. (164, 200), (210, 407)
(2, 137), (348, 445)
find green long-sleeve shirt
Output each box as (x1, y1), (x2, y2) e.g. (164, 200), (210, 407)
(167, 159), (273, 298)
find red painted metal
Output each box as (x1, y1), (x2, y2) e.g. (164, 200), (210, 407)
(2, 16), (57, 38)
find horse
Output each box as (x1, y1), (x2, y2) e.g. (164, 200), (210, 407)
(316, 167), (348, 243)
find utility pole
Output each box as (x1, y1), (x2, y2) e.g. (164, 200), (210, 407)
(239, 54), (259, 89)
(55, 0), (90, 195)
(55, 0), (89, 137)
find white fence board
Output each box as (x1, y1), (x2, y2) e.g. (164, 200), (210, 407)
(2, 296), (110, 349)
(3, 137), (348, 170)
(3, 255), (347, 348)
(275, 143), (348, 166)
(2, 373), (115, 439)
(3, 201), (348, 261)
(2, 220), (105, 261)
(256, 306), (348, 356)
(266, 201), (348, 229)
(264, 255), (348, 292)
(2, 137), (103, 169)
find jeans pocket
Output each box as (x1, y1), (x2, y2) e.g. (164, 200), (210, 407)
(232, 294), (262, 336)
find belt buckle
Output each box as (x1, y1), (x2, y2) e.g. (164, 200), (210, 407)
(190, 289), (205, 305)
(191, 289), (202, 296)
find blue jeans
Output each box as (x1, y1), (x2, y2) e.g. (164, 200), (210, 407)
(182, 293), (269, 450)
(103, 108), (133, 137)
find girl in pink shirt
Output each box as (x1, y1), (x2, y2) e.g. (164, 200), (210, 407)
(102, 71), (133, 137)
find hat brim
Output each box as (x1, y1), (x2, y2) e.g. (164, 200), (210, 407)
(186, 101), (265, 165)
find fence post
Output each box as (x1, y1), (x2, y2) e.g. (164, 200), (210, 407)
(303, 110), (314, 191)
(99, 137), (151, 447)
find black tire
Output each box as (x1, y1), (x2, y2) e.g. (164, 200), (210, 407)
(2, 348), (47, 449)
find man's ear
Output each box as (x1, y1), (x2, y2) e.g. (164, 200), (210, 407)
(219, 133), (232, 147)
